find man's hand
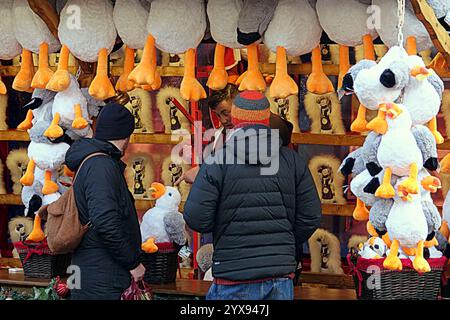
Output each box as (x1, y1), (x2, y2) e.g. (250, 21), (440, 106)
(130, 263), (146, 281)
(174, 166), (200, 185)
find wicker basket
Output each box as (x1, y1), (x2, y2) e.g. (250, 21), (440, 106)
(14, 241), (72, 279)
(348, 254), (447, 300)
(141, 242), (180, 284)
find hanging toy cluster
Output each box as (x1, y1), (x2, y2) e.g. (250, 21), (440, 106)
(340, 0), (446, 273)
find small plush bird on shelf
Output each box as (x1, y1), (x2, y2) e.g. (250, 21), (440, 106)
(140, 182), (186, 253)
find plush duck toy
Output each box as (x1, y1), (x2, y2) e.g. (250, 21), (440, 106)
(49, 0), (117, 100)
(376, 103), (423, 199)
(12, 0), (61, 91)
(141, 182), (186, 253)
(113, 0), (150, 93)
(403, 55), (445, 144)
(206, 0), (244, 90)
(316, 0), (378, 132)
(372, 0), (432, 55)
(0, 0), (22, 95)
(235, 0), (278, 92)
(17, 88), (56, 131)
(44, 75), (89, 139)
(384, 178), (430, 273)
(352, 46), (410, 135)
(264, 0), (322, 99)
(130, 0), (207, 101)
(20, 121), (70, 197)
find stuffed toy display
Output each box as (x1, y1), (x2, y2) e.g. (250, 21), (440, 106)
(340, 45), (446, 274)
(156, 86), (191, 135)
(308, 229), (344, 274)
(49, 0), (117, 100)
(140, 182), (186, 253)
(6, 148), (28, 194)
(12, 0), (61, 92)
(161, 155), (191, 202)
(113, 0), (150, 93)
(196, 243), (214, 281)
(17, 88), (56, 131)
(266, 90), (300, 133)
(309, 155), (346, 204)
(124, 152), (155, 199)
(264, 0), (321, 99)
(124, 88), (154, 134)
(130, 0), (206, 101)
(0, 0), (22, 95)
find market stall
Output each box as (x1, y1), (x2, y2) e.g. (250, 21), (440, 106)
(0, 0), (449, 300)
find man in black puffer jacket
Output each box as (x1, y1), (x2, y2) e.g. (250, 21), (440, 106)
(65, 103), (145, 300)
(184, 91), (322, 300)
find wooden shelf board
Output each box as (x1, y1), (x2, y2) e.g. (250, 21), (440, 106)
(260, 62), (340, 76)
(0, 65), (184, 78)
(411, 0), (450, 66)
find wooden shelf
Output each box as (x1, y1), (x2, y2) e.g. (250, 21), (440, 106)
(0, 130), (184, 145)
(0, 65), (184, 78)
(0, 194), (23, 206)
(260, 62), (340, 76)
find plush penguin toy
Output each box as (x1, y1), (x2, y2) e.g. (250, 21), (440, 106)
(141, 183), (186, 253)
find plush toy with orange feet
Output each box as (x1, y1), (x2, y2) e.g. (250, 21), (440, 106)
(20, 120), (69, 202)
(17, 88), (56, 131)
(45, 75), (90, 140)
(140, 182), (186, 253)
(206, 0), (244, 91)
(12, 0), (61, 92)
(113, 0), (150, 93)
(53, 0), (116, 100)
(0, 0), (22, 95)
(130, 0), (206, 101)
(264, 0), (322, 99)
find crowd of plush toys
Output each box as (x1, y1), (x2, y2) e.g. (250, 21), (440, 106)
(339, 43), (446, 273)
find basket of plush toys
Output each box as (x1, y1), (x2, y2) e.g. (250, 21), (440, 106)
(348, 237), (447, 300)
(338, 43), (450, 300)
(140, 183), (186, 284)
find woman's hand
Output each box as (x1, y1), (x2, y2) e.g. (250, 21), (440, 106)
(130, 263), (146, 281)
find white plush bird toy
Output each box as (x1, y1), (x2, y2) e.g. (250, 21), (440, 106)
(264, 0), (322, 99)
(130, 0), (207, 101)
(141, 182), (186, 253)
(113, 0), (150, 93)
(12, 0), (61, 91)
(403, 54), (444, 143)
(384, 178), (430, 273)
(376, 103), (423, 199)
(44, 75), (90, 140)
(48, 0), (117, 100)
(0, 0), (22, 94)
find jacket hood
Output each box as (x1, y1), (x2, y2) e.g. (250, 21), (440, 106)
(224, 124), (281, 165)
(65, 138), (122, 171)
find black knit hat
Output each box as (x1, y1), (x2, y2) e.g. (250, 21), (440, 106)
(94, 102), (135, 141)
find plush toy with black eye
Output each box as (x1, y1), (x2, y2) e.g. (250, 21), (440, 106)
(140, 182), (186, 254)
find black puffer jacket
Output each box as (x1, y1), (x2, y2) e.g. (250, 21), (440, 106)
(65, 138), (142, 300)
(184, 125), (322, 281)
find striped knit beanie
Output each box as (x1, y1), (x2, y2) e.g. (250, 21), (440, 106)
(231, 90), (270, 127)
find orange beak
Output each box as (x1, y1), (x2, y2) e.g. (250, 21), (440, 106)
(410, 66), (430, 80)
(149, 182), (166, 199)
(380, 103), (402, 119)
